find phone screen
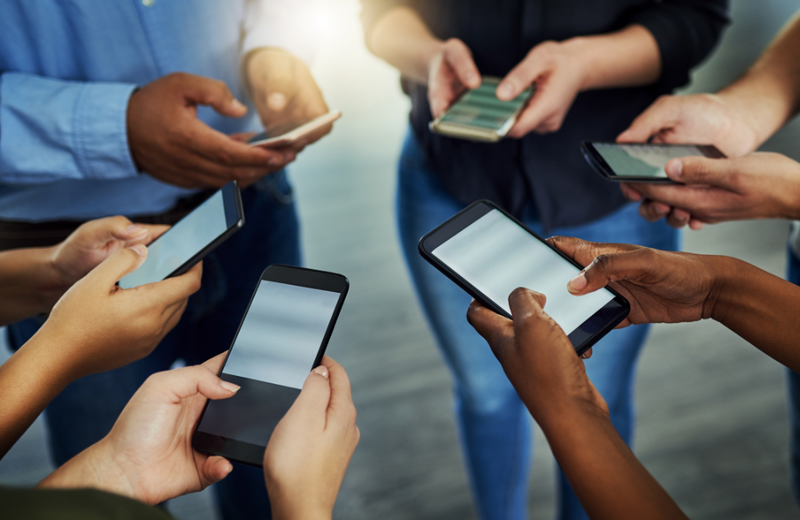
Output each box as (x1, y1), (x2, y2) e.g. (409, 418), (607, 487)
(440, 80), (532, 130)
(195, 280), (342, 447)
(592, 143), (711, 179)
(119, 189), (234, 289)
(431, 208), (615, 336)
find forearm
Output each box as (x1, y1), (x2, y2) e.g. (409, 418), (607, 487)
(712, 256), (800, 371)
(0, 247), (67, 326)
(38, 440), (133, 499)
(0, 335), (76, 457)
(365, 6), (443, 84)
(567, 25), (661, 91)
(717, 11), (800, 146)
(540, 404), (687, 520)
(541, 405), (685, 520)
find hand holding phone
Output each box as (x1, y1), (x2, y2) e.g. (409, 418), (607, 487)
(248, 110), (342, 148)
(193, 265), (349, 467)
(419, 201), (629, 354)
(118, 181), (244, 289)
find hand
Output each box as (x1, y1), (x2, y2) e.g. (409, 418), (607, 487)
(127, 72), (295, 189)
(496, 40), (587, 137)
(467, 288), (608, 424)
(40, 354), (238, 504)
(264, 356), (359, 520)
(36, 244), (202, 379)
(549, 236), (723, 327)
(426, 38), (482, 118)
(51, 216), (167, 290)
(617, 93), (762, 228)
(620, 153), (800, 229)
(246, 48), (332, 151)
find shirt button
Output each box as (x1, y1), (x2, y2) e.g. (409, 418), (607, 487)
(142, 0), (154, 5)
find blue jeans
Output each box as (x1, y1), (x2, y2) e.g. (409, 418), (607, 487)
(6, 171), (301, 520)
(786, 248), (800, 507)
(397, 129), (678, 520)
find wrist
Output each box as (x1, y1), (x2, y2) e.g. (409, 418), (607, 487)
(707, 255), (745, 324)
(423, 39), (448, 84)
(559, 37), (594, 91)
(266, 479), (332, 520)
(38, 439), (134, 500)
(536, 398), (611, 438)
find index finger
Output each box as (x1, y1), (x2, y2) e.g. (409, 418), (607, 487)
(617, 95), (680, 143)
(625, 182), (715, 213)
(186, 122), (285, 168)
(546, 236), (638, 268)
(323, 356), (356, 428)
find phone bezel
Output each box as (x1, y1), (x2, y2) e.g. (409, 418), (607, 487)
(118, 181), (244, 289)
(418, 200), (630, 355)
(580, 141), (726, 184)
(192, 264), (349, 467)
(429, 77), (533, 142)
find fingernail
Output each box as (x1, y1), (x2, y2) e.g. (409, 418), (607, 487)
(465, 72), (477, 84)
(313, 366), (329, 379)
(666, 160), (682, 180)
(567, 272), (587, 293)
(125, 224), (147, 236)
(655, 205), (669, 217)
(498, 84), (514, 99)
(129, 244), (147, 257)
(220, 381), (241, 393)
(267, 93), (287, 111)
(231, 98), (246, 111)
(225, 462), (233, 474)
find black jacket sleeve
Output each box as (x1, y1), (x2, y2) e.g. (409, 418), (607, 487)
(360, 0), (419, 40)
(624, 0), (731, 92)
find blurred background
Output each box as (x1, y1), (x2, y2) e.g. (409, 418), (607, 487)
(2, 0), (800, 518)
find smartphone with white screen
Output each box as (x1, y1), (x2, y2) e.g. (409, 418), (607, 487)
(248, 110), (341, 148)
(430, 77), (533, 142)
(418, 200), (629, 355)
(118, 181), (244, 289)
(581, 141), (726, 183)
(192, 264), (349, 467)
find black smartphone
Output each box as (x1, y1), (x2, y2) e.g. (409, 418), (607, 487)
(418, 200), (629, 355)
(580, 141), (726, 183)
(192, 264), (349, 467)
(118, 181), (244, 289)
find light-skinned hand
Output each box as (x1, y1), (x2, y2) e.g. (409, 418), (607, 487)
(426, 38), (482, 119)
(127, 72), (295, 189)
(620, 153), (800, 228)
(264, 356), (360, 520)
(36, 244), (202, 380)
(246, 48), (332, 152)
(39, 353), (237, 504)
(467, 288), (608, 425)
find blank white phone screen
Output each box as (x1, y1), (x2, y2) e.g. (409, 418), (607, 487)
(432, 209), (613, 335)
(595, 143), (706, 179)
(119, 191), (227, 289)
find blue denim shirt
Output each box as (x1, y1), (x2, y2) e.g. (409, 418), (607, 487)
(0, 0), (316, 222)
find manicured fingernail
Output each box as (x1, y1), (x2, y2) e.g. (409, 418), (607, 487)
(129, 244), (147, 257)
(666, 159), (682, 180)
(231, 98), (246, 111)
(126, 224), (147, 236)
(220, 381), (241, 393)
(267, 93), (287, 111)
(313, 366), (329, 379)
(567, 272), (587, 293)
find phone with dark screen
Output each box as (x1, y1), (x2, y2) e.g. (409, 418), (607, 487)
(419, 200), (629, 355)
(192, 264), (349, 467)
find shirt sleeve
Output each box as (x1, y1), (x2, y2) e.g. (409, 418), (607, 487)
(242, 0), (322, 64)
(625, 0), (731, 93)
(0, 72), (139, 185)
(360, 0), (419, 40)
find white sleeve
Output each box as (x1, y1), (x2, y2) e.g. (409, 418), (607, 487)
(242, 0), (322, 64)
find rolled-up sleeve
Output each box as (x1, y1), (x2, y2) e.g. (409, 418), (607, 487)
(0, 72), (138, 185)
(626, 0), (731, 93)
(361, 0), (419, 40)
(243, 0), (323, 64)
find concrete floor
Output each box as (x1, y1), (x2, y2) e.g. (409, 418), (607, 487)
(2, 0), (800, 518)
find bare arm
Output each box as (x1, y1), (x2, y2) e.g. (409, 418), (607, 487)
(0, 247), (68, 327)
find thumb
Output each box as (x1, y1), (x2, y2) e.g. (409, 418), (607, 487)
(285, 366), (332, 430)
(183, 75), (247, 118)
(201, 456), (233, 486)
(666, 156), (733, 189)
(89, 245), (148, 288)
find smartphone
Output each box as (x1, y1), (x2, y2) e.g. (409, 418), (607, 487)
(429, 77), (533, 142)
(248, 110), (342, 148)
(418, 200), (629, 355)
(192, 264), (349, 467)
(118, 181), (244, 289)
(581, 141), (726, 183)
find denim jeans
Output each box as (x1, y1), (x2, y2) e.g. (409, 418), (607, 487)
(397, 129), (678, 520)
(6, 171), (301, 520)
(786, 248), (800, 507)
